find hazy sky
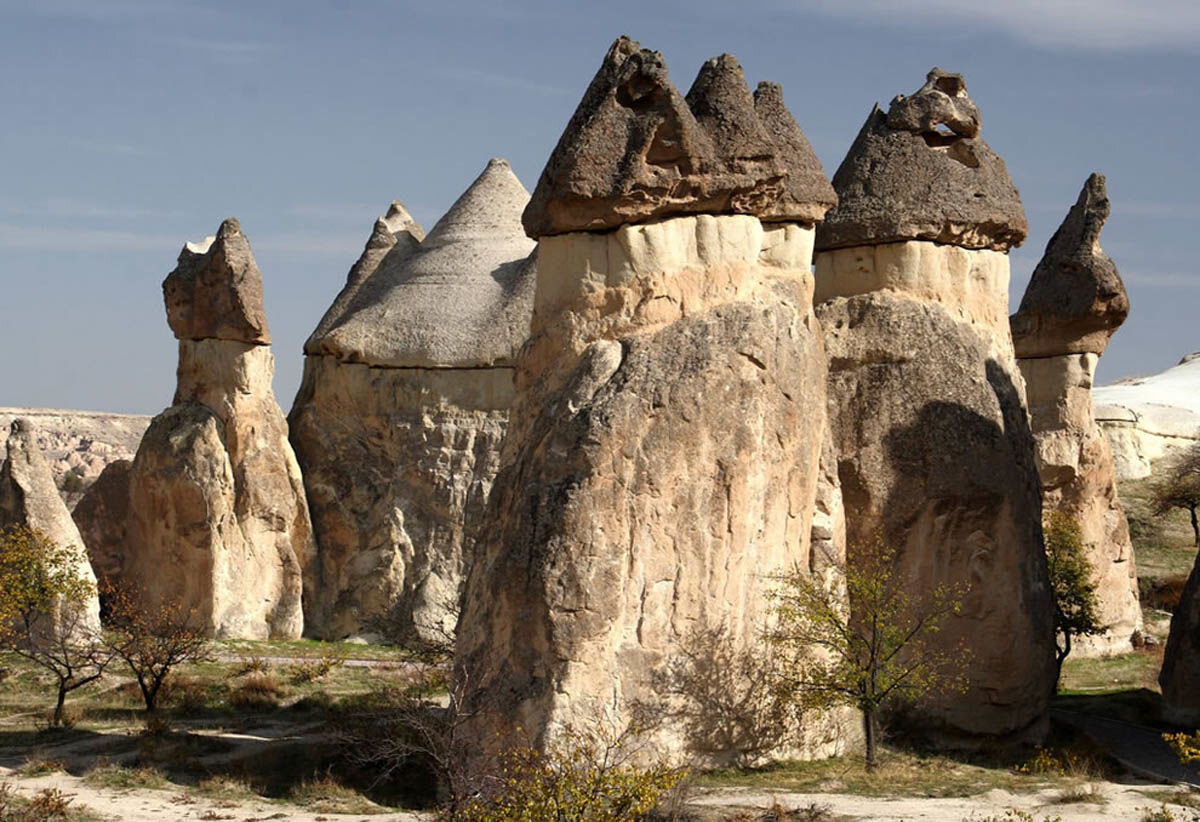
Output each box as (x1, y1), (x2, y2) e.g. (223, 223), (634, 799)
(2, 0), (1197, 414)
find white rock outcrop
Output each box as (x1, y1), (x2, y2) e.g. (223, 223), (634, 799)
(289, 159), (536, 642)
(1094, 354), (1200, 481)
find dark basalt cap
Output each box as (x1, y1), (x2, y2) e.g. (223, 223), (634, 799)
(163, 217), (270, 344)
(521, 37), (835, 238)
(1011, 173), (1128, 358)
(753, 81), (838, 224)
(815, 68), (1027, 253)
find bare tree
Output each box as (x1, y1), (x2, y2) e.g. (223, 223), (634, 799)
(1152, 443), (1200, 547)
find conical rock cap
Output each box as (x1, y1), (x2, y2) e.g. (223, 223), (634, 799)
(816, 69), (1027, 252)
(321, 159), (536, 368)
(1012, 173), (1128, 358)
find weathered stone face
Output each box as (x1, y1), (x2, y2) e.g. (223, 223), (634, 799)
(163, 218), (270, 344)
(0, 419), (101, 637)
(289, 159), (536, 642)
(123, 222), (312, 639)
(813, 68), (1053, 744)
(521, 37), (834, 237)
(457, 213), (852, 764)
(1013, 175), (1141, 657)
(1011, 174), (1129, 359)
(817, 290), (1056, 741)
(815, 69), (1027, 253)
(71, 459), (132, 591)
(1161, 557), (1200, 724)
(753, 81), (838, 224)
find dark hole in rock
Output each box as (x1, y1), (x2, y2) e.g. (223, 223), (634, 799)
(934, 74), (965, 96)
(921, 131), (960, 148)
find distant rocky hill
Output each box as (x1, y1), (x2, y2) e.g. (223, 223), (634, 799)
(1095, 353), (1200, 480)
(0, 408), (150, 508)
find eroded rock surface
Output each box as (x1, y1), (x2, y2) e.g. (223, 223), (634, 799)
(814, 70), (1055, 744)
(522, 37), (835, 237)
(0, 419), (101, 635)
(816, 69), (1027, 253)
(123, 220), (311, 639)
(290, 159), (536, 641)
(1012, 174), (1140, 657)
(1094, 354), (1200, 480)
(1162, 556), (1200, 723)
(0, 409), (148, 509)
(457, 40), (850, 766)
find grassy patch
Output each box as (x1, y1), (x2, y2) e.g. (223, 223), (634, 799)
(216, 638), (408, 662)
(1049, 782), (1108, 804)
(1119, 476), (1197, 582)
(1059, 648), (1164, 694)
(693, 748), (1059, 798)
(16, 756), (67, 777)
(285, 775), (384, 814)
(83, 761), (170, 791)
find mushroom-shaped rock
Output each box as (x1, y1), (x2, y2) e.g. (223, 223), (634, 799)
(163, 217), (270, 344)
(304, 202), (426, 354)
(816, 68), (1027, 252)
(522, 37), (831, 237)
(123, 219), (312, 640)
(753, 82), (838, 224)
(322, 158), (536, 367)
(1011, 174), (1128, 358)
(0, 419), (101, 636)
(289, 158), (537, 643)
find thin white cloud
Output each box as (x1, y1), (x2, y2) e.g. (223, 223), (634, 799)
(175, 37), (275, 66)
(287, 203), (384, 222)
(1, 198), (179, 221)
(800, 0), (1200, 51)
(1123, 270), (1200, 288)
(445, 66), (574, 98)
(0, 224), (177, 252)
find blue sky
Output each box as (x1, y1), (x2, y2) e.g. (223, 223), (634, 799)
(1, 0), (1197, 414)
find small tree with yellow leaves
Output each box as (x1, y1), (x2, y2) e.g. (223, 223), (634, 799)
(767, 535), (969, 771)
(0, 525), (109, 727)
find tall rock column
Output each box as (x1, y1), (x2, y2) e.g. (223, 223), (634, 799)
(456, 38), (848, 765)
(123, 219), (312, 640)
(0, 419), (101, 636)
(1011, 173), (1141, 657)
(814, 69), (1056, 744)
(289, 160), (536, 642)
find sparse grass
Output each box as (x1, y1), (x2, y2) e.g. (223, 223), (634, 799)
(1059, 648), (1164, 694)
(191, 774), (259, 802)
(217, 637), (407, 662)
(229, 655), (271, 678)
(1118, 477), (1197, 582)
(17, 756), (67, 777)
(1049, 781), (1108, 804)
(694, 747), (1061, 798)
(285, 775), (384, 814)
(228, 672), (286, 710)
(83, 761), (170, 791)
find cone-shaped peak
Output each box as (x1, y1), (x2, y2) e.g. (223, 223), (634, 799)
(753, 81), (837, 224)
(816, 69), (1026, 252)
(1011, 173), (1128, 358)
(163, 217), (269, 344)
(320, 158), (536, 368)
(523, 38), (828, 237)
(425, 158), (530, 246)
(303, 200), (427, 354)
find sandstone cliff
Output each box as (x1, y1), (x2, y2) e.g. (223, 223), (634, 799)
(456, 38), (851, 765)
(122, 219), (312, 639)
(814, 69), (1056, 744)
(1011, 174), (1141, 657)
(0, 419), (101, 636)
(289, 159), (536, 642)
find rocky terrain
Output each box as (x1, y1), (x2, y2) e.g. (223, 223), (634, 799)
(0, 408), (148, 508)
(1095, 353), (1200, 480)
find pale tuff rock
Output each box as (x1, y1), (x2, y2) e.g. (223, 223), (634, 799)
(289, 159), (536, 641)
(1012, 175), (1140, 657)
(1094, 353), (1200, 480)
(123, 220), (311, 639)
(522, 37), (835, 237)
(303, 202), (425, 355)
(1011, 174), (1129, 359)
(0, 419), (101, 636)
(0, 408), (149, 509)
(814, 70), (1055, 743)
(458, 39), (847, 765)
(816, 69), (1027, 253)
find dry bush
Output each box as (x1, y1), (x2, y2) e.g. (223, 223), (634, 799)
(230, 655), (270, 678)
(160, 675), (217, 713)
(285, 653), (344, 685)
(1141, 574), (1190, 612)
(229, 672), (286, 709)
(17, 756), (66, 776)
(28, 788), (73, 819)
(1020, 736), (1112, 780)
